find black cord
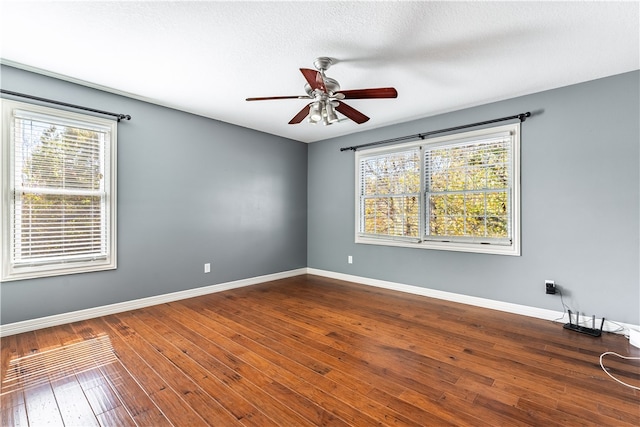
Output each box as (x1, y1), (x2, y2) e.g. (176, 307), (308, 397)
(552, 287), (571, 323)
(558, 288), (571, 315)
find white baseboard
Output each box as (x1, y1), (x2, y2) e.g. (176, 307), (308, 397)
(306, 268), (638, 336)
(0, 268), (306, 337)
(2, 266), (636, 338)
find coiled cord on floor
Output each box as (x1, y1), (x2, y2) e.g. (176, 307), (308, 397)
(599, 351), (640, 390)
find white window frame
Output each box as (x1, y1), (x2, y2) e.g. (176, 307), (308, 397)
(355, 123), (520, 256)
(1, 99), (117, 281)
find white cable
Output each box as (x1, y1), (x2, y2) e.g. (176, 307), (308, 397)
(599, 351), (640, 390)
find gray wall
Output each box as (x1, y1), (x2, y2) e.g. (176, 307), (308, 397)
(2, 66), (638, 327)
(308, 71), (640, 325)
(1, 65), (308, 324)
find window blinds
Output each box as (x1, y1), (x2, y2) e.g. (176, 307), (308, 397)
(358, 148), (422, 240)
(424, 132), (512, 244)
(11, 110), (110, 266)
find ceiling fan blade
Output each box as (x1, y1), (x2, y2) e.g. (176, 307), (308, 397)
(335, 102), (370, 124)
(288, 104), (311, 124)
(246, 95), (310, 101)
(300, 68), (326, 92)
(337, 87), (398, 99)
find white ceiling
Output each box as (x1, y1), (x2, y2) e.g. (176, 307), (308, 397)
(1, 1), (638, 143)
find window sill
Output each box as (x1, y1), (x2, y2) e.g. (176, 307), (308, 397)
(1, 260), (116, 282)
(355, 236), (521, 256)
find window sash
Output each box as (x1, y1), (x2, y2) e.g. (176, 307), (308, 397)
(358, 148), (421, 239)
(424, 133), (513, 245)
(12, 191), (108, 266)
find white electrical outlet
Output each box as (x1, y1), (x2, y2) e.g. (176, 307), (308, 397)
(348, 255), (353, 264)
(204, 263), (211, 273)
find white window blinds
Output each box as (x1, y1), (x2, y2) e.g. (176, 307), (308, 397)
(424, 132), (513, 245)
(2, 99), (117, 281)
(358, 148), (421, 240)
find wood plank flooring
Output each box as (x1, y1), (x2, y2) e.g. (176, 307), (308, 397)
(1, 274), (638, 426)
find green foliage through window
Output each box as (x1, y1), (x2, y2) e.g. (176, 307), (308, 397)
(356, 124), (519, 254)
(360, 149), (421, 238)
(426, 139), (511, 241)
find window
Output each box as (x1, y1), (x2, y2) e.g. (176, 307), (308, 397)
(356, 123), (520, 255)
(1, 99), (117, 281)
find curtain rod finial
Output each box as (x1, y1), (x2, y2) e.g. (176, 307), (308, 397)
(519, 112), (531, 122)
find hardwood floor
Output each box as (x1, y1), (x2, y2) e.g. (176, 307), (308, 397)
(1, 274), (638, 426)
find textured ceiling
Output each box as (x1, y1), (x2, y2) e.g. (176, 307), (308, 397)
(1, 1), (638, 143)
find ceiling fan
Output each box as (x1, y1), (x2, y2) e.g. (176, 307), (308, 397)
(246, 57), (398, 125)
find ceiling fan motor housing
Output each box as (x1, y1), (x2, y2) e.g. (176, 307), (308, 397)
(304, 77), (340, 97)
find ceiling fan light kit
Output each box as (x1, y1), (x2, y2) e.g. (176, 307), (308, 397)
(246, 57), (398, 126)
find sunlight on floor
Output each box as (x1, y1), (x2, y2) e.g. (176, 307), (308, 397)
(2, 334), (117, 394)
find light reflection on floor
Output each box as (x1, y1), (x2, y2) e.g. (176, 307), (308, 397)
(2, 334), (117, 395)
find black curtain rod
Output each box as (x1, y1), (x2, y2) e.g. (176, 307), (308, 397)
(340, 112), (531, 152)
(0, 89), (131, 122)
